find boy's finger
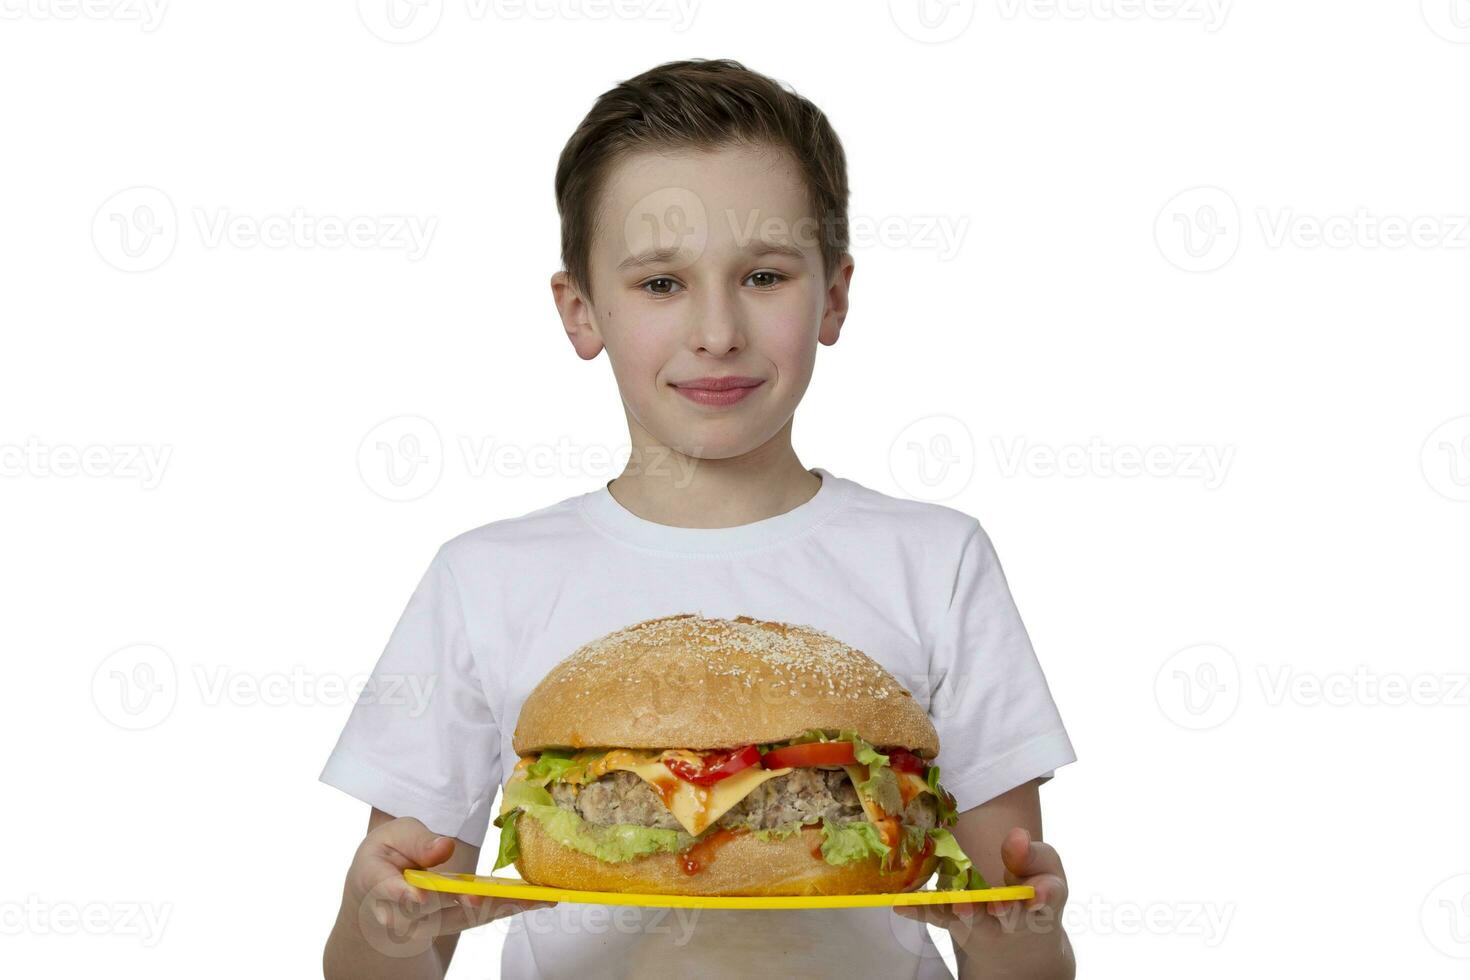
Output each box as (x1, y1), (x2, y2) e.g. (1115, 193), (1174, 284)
(1000, 828), (1063, 881)
(461, 895), (557, 916)
(355, 866), (452, 921)
(895, 901), (979, 928)
(435, 897), (549, 934)
(382, 825), (457, 870)
(894, 903), (943, 925)
(1035, 872), (1068, 910)
(897, 907), (946, 932)
(987, 900), (1025, 929)
(375, 883), (461, 923)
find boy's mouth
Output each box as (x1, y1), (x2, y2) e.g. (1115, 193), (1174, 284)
(670, 376), (765, 406)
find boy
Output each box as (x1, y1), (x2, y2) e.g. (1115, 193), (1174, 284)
(321, 58), (1076, 979)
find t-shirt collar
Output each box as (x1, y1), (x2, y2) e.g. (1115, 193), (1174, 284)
(578, 466), (850, 554)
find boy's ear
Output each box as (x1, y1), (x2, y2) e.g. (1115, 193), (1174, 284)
(550, 270), (604, 360)
(818, 253), (856, 347)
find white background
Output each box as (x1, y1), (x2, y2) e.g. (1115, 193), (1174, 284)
(4, 1), (1469, 977)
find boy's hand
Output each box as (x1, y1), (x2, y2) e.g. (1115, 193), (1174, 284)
(348, 816), (556, 949)
(895, 827), (1072, 977)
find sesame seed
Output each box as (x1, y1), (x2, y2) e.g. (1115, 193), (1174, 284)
(551, 613), (908, 701)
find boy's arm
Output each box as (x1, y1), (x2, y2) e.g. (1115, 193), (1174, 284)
(898, 778), (1076, 980)
(323, 807), (553, 980)
(372, 806), (480, 974)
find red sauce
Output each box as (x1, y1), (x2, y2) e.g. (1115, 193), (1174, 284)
(679, 827), (746, 875)
(900, 835), (936, 890)
(651, 777), (678, 809)
(898, 778), (919, 808)
(875, 817), (900, 849)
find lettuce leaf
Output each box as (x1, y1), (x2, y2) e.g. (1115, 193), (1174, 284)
(494, 777), (694, 866)
(844, 731), (889, 769)
(522, 749), (608, 787)
(517, 805), (694, 863)
(858, 765), (903, 816)
(522, 750), (577, 786)
(819, 817), (891, 866)
(501, 779), (554, 810)
(926, 766), (959, 826)
(751, 821), (810, 842)
(928, 828), (989, 890)
(492, 809), (522, 870)
(899, 823), (927, 866)
(490, 780), (552, 870)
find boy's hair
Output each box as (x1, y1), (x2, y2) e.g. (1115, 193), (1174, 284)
(554, 58), (850, 304)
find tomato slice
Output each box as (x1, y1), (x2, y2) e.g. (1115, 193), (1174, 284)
(664, 744), (761, 785)
(882, 747), (927, 775)
(760, 740), (857, 769)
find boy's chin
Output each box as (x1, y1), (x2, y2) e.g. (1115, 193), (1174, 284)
(660, 432), (781, 461)
(642, 418), (780, 459)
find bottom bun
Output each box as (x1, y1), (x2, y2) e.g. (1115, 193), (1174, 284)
(513, 814), (940, 897)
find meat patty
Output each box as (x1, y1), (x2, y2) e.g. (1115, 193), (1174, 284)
(549, 770), (685, 830)
(720, 766), (866, 830)
(547, 767), (938, 832)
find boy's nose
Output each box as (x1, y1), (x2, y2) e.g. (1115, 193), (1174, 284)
(693, 330), (743, 356)
(689, 296), (746, 355)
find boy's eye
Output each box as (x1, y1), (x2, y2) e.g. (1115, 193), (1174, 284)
(638, 271), (788, 295)
(640, 276), (683, 296)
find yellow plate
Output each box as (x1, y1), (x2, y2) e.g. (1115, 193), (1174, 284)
(404, 870), (1033, 909)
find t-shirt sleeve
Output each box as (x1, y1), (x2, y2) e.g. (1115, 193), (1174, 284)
(318, 546), (502, 847)
(927, 519), (1076, 814)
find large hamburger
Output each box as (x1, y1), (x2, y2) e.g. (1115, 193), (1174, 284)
(492, 614), (987, 896)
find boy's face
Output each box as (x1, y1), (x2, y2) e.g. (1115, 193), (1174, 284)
(554, 142), (853, 463)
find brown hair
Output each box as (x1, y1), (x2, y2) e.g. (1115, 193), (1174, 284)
(553, 58), (850, 304)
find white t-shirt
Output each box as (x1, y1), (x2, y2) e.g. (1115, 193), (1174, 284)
(320, 467), (1076, 979)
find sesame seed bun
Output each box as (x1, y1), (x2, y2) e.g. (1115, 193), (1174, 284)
(511, 613), (939, 757)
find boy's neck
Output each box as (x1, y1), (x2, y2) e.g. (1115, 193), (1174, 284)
(605, 451), (821, 530)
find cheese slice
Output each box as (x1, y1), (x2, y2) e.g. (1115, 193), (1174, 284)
(596, 751), (795, 836)
(842, 764), (885, 822)
(897, 770), (933, 809)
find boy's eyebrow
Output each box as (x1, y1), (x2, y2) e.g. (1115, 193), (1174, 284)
(617, 239), (807, 271)
(618, 244), (689, 271)
(746, 240), (807, 262)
